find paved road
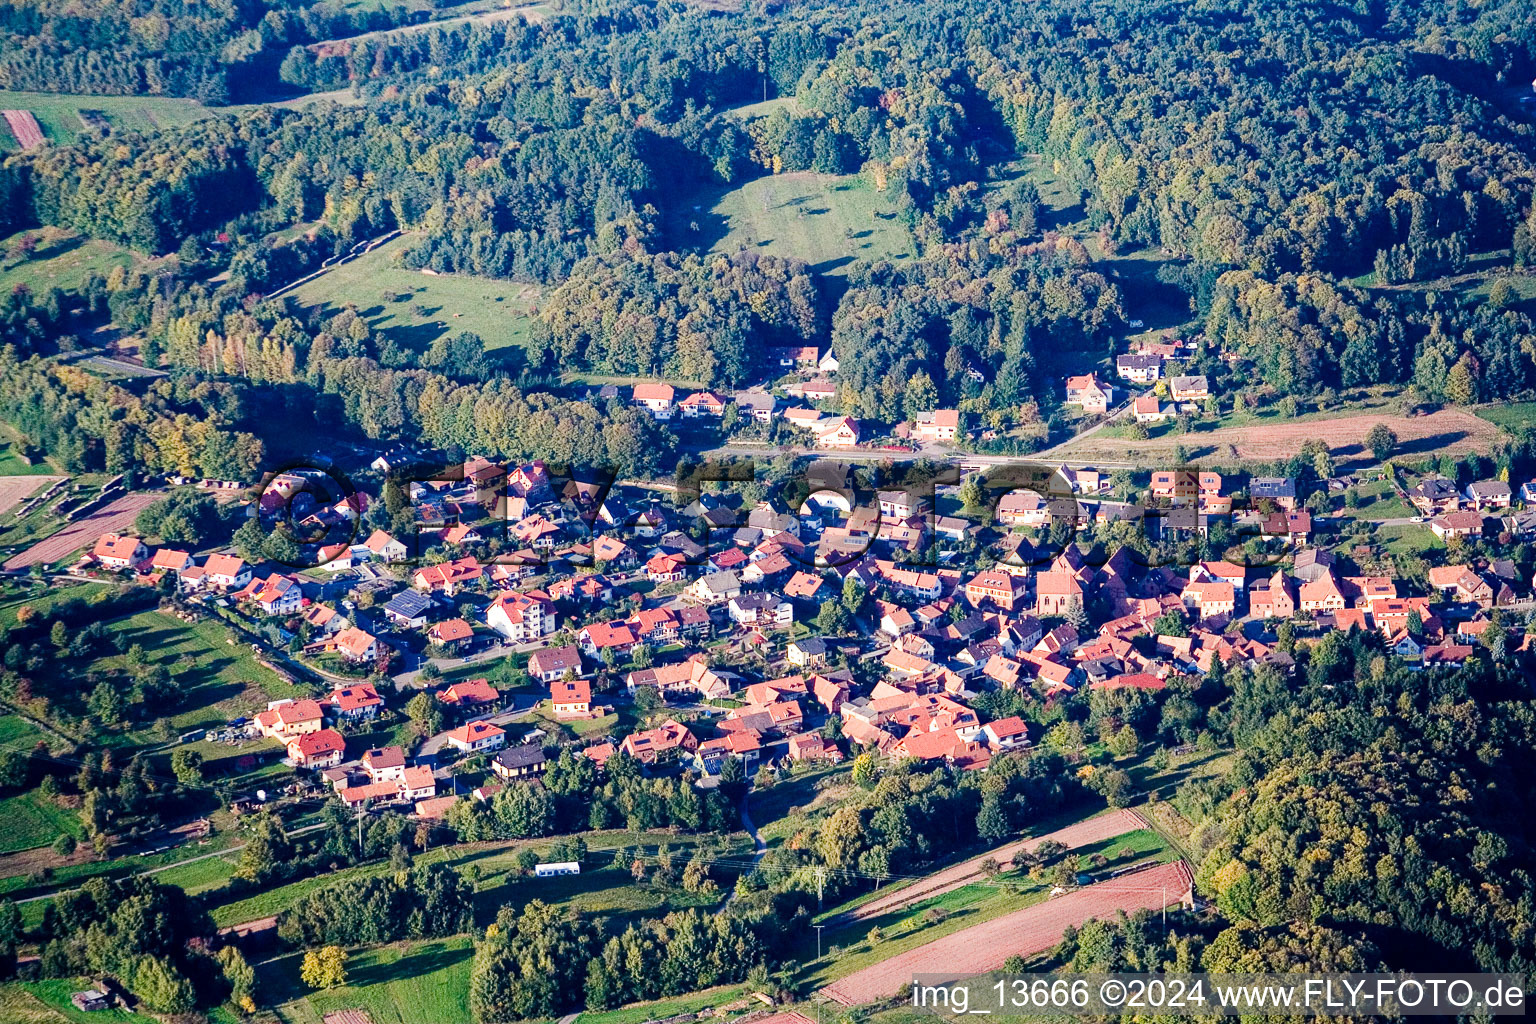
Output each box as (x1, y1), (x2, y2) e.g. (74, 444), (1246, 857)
(723, 791), (769, 910)
(830, 808), (1148, 925)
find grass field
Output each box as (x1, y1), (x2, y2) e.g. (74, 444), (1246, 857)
(1374, 523), (1445, 557)
(0, 979), (139, 1023)
(0, 228), (143, 295)
(670, 171), (915, 277)
(72, 610), (303, 747)
(0, 91), (210, 151)
(289, 234), (542, 355)
(259, 936), (477, 1024)
(0, 789), (87, 854)
(1349, 478), (1415, 521)
(1475, 401), (1536, 433)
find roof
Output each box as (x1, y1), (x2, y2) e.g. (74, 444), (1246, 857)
(363, 746), (406, 770)
(632, 383), (675, 402)
(333, 627), (378, 659)
(495, 744), (547, 770)
(331, 684), (382, 712)
(258, 698), (323, 728)
(552, 678), (592, 705)
(204, 552), (247, 577)
(92, 533), (143, 560)
(529, 644), (583, 677)
(289, 728), (345, 758)
(151, 548), (191, 570)
(439, 678), (499, 705)
(364, 529), (400, 553)
(430, 618), (474, 642)
(447, 720), (505, 744)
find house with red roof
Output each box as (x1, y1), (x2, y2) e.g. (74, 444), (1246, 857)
(578, 620), (638, 657)
(327, 627), (380, 665)
(287, 728), (345, 769)
(678, 390), (728, 418)
(413, 556), (482, 594)
(234, 573), (304, 616)
(486, 589), (556, 641)
(202, 553), (251, 590)
(438, 678), (500, 709)
(982, 716), (1031, 750)
(620, 718), (698, 765)
(150, 549), (193, 574)
(328, 683), (383, 720)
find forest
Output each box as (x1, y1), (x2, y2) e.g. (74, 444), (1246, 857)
(0, 0), (1530, 463)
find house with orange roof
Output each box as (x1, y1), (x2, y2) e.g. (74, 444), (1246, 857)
(255, 698), (324, 739)
(965, 569), (1025, 611)
(551, 678), (592, 718)
(646, 552), (687, 582)
(620, 718), (698, 765)
(328, 627), (380, 665)
(328, 683), (383, 720)
(201, 552), (251, 590)
(444, 719), (505, 754)
(428, 617), (474, 652)
(696, 731), (761, 775)
(92, 533), (148, 569)
(678, 390), (728, 418)
(982, 716), (1030, 750)
(362, 529), (408, 562)
(625, 655), (729, 700)
(235, 572), (304, 616)
(816, 416), (860, 448)
(150, 548), (193, 574)
(1183, 580), (1235, 619)
(1064, 373), (1113, 413)
(1299, 572), (1346, 613)
(578, 620), (638, 658)
(632, 383), (676, 419)
(913, 408), (961, 442)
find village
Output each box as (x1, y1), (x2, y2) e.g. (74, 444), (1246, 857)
(50, 368), (1536, 840)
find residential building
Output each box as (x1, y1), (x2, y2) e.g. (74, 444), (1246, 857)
(1133, 395), (1169, 423)
(491, 744), (548, 779)
(689, 570), (741, 604)
(620, 718), (699, 764)
(678, 390), (728, 418)
(1430, 511), (1485, 541)
(816, 417), (861, 448)
(287, 728), (345, 769)
(1169, 374), (1209, 401)
(203, 553), (251, 589)
(551, 678), (592, 718)
(632, 383), (676, 419)
(412, 557), (482, 594)
(1064, 373), (1113, 413)
(1465, 479), (1512, 510)
(527, 645), (583, 683)
(384, 589), (433, 628)
(1250, 476), (1298, 511)
(329, 683), (383, 720)
(363, 529), (408, 562)
(486, 589), (556, 641)
(92, 533), (148, 568)
(255, 698), (324, 739)
(428, 617), (474, 652)
(913, 409), (961, 442)
(1115, 353), (1162, 383)
(437, 677), (499, 710)
(728, 592), (793, 627)
(444, 720), (506, 754)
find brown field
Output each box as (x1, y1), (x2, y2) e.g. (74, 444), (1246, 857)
(0, 477), (59, 518)
(1058, 409), (1505, 468)
(1, 109), (44, 149)
(837, 809), (1146, 925)
(820, 860), (1194, 1006)
(3, 492), (159, 570)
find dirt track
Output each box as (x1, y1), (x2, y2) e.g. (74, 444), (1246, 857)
(821, 860), (1194, 1006)
(0, 476), (59, 518)
(3, 492), (159, 570)
(836, 809), (1147, 925)
(1057, 409), (1504, 468)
